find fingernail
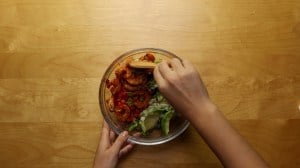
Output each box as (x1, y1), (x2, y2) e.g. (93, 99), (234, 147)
(121, 131), (128, 137)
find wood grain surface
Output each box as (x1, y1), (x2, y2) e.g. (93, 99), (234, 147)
(0, 0), (300, 167)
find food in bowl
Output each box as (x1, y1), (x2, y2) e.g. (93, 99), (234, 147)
(100, 48), (189, 145)
(105, 53), (176, 135)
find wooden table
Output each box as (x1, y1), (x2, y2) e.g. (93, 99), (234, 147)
(0, 0), (299, 167)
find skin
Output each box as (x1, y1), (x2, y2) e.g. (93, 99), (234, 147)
(94, 58), (269, 168)
(93, 121), (134, 168)
(153, 58), (269, 168)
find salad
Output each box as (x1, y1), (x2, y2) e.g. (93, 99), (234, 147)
(106, 53), (175, 135)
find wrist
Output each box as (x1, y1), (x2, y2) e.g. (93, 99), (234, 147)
(188, 99), (219, 125)
(198, 98), (218, 114)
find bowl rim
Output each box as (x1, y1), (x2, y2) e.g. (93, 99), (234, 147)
(99, 48), (190, 145)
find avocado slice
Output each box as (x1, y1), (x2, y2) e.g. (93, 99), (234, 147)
(161, 111), (174, 135)
(128, 120), (139, 131)
(139, 113), (160, 133)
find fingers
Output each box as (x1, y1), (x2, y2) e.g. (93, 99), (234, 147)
(132, 132), (141, 137)
(181, 58), (194, 70)
(111, 131), (129, 152)
(158, 61), (175, 79)
(119, 143), (134, 158)
(169, 58), (184, 71)
(109, 130), (116, 144)
(153, 66), (168, 89)
(99, 121), (111, 149)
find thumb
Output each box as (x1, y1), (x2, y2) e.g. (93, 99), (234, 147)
(111, 131), (129, 152)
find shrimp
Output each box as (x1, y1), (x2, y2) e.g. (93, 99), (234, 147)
(139, 53), (155, 62)
(115, 66), (130, 78)
(125, 73), (147, 85)
(123, 82), (140, 91)
(116, 65), (147, 86)
(107, 78), (121, 95)
(123, 69), (133, 79)
(115, 104), (131, 122)
(106, 54), (157, 123)
(132, 91), (151, 109)
(106, 98), (114, 111)
(115, 66), (135, 80)
(119, 57), (134, 78)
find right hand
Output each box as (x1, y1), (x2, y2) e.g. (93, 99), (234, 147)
(153, 58), (216, 121)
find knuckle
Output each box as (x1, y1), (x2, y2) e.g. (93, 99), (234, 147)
(116, 136), (125, 143)
(170, 58), (177, 64)
(158, 83), (168, 90)
(166, 75), (178, 84)
(185, 67), (196, 75)
(178, 70), (193, 80)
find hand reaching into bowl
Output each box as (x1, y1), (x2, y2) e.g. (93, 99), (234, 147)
(153, 58), (216, 121)
(154, 58), (268, 168)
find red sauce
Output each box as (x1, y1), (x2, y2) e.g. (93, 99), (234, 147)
(106, 53), (155, 123)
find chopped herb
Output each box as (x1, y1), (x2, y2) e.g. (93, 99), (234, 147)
(146, 78), (157, 90)
(154, 58), (163, 64)
(128, 120), (139, 131)
(127, 98), (133, 106)
(127, 92), (134, 97)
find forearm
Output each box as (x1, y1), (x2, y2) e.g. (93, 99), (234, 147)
(153, 58), (268, 167)
(190, 103), (268, 168)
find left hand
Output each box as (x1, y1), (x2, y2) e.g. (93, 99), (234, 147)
(93, 121), (134, 168)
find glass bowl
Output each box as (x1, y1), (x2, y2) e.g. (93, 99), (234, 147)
(99, 48), (189, 145)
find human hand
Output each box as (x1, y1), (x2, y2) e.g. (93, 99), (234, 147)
(153, 58), (216, 121)
(93, 121), (134, 168)
(154, 58), (269, 168)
